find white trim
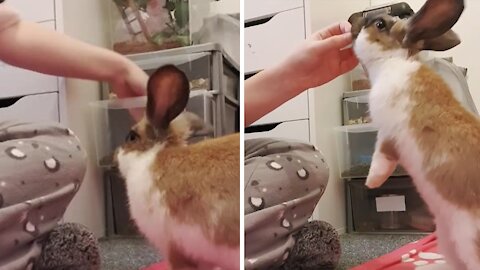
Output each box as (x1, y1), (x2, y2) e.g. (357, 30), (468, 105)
(303, 0), (312, 36)
(308, 91), (316, 144)
(54, 0), (68, 126)
(303, 0), (317, 146)
(54, 0), (64, 33)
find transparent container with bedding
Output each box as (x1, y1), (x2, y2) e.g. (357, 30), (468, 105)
(342, 90), (371, 125)
(350, 64), (371, 91)
(347, 177), (435, 233)
(90, 91), (218, 167)
(334, 124), (408, 179)
(109, 0), (211, 55)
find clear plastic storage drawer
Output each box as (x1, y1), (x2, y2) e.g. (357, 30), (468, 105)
(334, 124), (407, 179)
(342, 90), (371, 125)
(90, 91), (217, 167)
(347, 177), (435, 233)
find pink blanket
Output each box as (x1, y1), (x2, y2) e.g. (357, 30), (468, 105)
(141, 261), (168, 270)
(140, 235), (443, 270)
(352, 234), (447, 270)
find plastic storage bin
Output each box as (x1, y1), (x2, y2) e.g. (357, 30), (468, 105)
(334, 124), (407, 178)
(128, 49), (213, 89)
(90, 96), (144, 167)
(95, 43), (239, 237)
(125, 43), (238, 104)
(192, 13), (240, 69)
(225, 101), (238, 134)
(424, 58), (476, 114)
(342, 90), (371, 125)
(125, 43), (240, 138)
(350, 64), (370, 91)
(90, 91), (218, 167)
(346, 177), (435, 233)
(109, 0), (211, 55)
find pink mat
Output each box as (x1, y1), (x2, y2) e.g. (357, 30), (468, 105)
(140, 235), (442, 270)
(352, 234), (446, 270)
(141, 261), (168, 270)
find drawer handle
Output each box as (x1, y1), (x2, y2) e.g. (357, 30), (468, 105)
(0, 96), (23, 108)
(245, 122), (281, 133)
(245, 15), (275, 28)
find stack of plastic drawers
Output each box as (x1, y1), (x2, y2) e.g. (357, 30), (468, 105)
(336, 57), (477, 234)
(336, 89), (432, 234)
(90, 43), (239, 237)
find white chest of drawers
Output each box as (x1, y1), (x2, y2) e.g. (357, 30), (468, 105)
(0, 0), (66, 124)
(245, 0), (313, 143)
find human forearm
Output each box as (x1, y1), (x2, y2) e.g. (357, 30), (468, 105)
(0, 20), (131, 85)
(244, 64), (304, 126)
(245, 22), (357, 127)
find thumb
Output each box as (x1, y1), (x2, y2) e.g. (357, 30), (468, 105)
(319, 32), (353, 51)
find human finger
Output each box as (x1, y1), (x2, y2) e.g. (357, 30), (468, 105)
(310, 21), (352, 41)
(316, 32), (353, 51)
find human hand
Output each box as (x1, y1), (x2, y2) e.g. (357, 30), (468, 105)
(109, 60), (149, 121)
(275, 21), (359, 93)
(109, 60), (149, 99)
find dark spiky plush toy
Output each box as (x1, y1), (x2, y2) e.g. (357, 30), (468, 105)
(36, 223), (101, 270)
(280, 220), (341, 270)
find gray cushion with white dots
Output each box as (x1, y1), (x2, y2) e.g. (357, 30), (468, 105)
(0, 121), (86, 270)
(244, 138), (329, 270)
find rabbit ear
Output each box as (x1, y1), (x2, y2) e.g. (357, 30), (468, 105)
(392, 19), (460, 52)
(349, 15), (366, 39)
(404, 0), (464, 47)
(420, 29), (461, 51)
(146, 65), (190, 131)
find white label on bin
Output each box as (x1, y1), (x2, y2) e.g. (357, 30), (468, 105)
(375, 196), (406, 212)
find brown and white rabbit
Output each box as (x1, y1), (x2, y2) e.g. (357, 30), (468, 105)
(116, 65), (240, 270)
(350, 0), (480, 269)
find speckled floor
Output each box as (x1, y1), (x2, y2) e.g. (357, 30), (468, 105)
(99, 234), (425, 270)
(99, 237), (161, 270)
(337, 234), (424, 269)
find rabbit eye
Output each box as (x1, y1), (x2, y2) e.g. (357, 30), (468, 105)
(125, 130), (140, 142)
(375, 19), (386, 31)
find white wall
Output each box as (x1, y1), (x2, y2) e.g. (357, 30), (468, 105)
(210, 0), (240, 15)
(309, 0), (370, 233)
(61, 0), (111, 237)
(448, 1), (480, 109)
